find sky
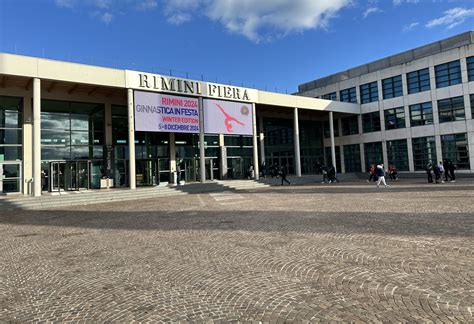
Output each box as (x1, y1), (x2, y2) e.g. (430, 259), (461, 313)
(0, 0), (473, 93)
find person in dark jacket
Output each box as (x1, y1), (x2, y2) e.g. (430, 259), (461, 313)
(426, 162), (433, 183)
(447, 160), (456, 182)
(280, 165), (290, 186)
(327, 165), (338, 183)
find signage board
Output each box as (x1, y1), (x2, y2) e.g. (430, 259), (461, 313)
(134, 91), (199, 133)
(126, 70), (257, 103)
(203, 99), (253, 135)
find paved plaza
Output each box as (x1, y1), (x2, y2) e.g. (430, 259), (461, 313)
(0, 180), (473, 322)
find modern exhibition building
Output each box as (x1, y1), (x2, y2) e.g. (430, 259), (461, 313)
(0, 31), (473, 196)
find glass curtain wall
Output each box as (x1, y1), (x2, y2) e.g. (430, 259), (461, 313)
(300, 120), (324, 174)
(226, 136), (253, 179)
(263, 117), (295, 174)
(0, 96), (23, 193)
(41, 99), (104, 190)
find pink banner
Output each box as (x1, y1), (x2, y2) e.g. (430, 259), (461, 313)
(134, 91), (199, 133)
(203, 99), (253, 135)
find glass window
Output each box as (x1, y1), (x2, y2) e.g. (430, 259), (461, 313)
(41, 99), (105, 161)
(412, 136), (437, 171)
(341, 116), (359, 136)
(384, 107), (405, 130)
(360, 81), (379, 104)
(382, 75), (403, 99)
(471, 95), (474, 119)
(437, 96), (465, 123)
(362, 111), (381, 133)
(467, 56), (474, 82)
(435, 60), (462, 88)
(323, 120), (339, 138)
(0, 96), (23, 162)
(407, 68), (431, 94)
(387, 139), (409, 171)
(409, 102), (433, 127)
(339, 87), (357, 103)
(343, 144), (361, 172)
(322, 92), (337, 100)
(441, 133), (470, 169)
(364, 142), (383, 171)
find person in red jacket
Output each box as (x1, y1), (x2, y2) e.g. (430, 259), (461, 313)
(367, 164), (376, 182)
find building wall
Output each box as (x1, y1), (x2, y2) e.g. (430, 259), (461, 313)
(303, 42), (474, 173)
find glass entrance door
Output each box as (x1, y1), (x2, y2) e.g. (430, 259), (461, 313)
(227, 158), (243, 179)
(136, 159), (158, 186)
(49, 161), (91, 192)
(0, 163), (21, 194)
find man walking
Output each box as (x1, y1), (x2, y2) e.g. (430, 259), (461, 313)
(375, 163), (389, 188)
(280, 165), (291, 186)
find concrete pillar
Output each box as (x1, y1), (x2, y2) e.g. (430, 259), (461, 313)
(105, 103), (112, 146)
(22, 94), (33, 195)
(252, 103), (259, 180)
(199, 97), (206, 183)
(219, 134), (227, 179)
(329, 111), (337, 173)
(169, 133), (176, 182)
(293, 107), (302, 177)
(33, 78), (41, 197)
(258, 115), (265, 166)
(127, 89), (136, 189)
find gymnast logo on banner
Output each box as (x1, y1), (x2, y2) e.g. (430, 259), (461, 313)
(203, 99), (253, 135)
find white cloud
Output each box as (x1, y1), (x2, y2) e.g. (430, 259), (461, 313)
(54, 0), (76, 8)
(402, 22), (419, 32)
(426, 7), (474, 29)
(163, 0), (352, 43)
(363, 7), (381, 18)
(137, 0), (158, 11)
(393, 0), (419, 5)
(101, 12), (113, 24)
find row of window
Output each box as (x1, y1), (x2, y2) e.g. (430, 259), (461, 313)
(322, 57), (474, 104)
(341, 133), (469, 172)
(333, 95), (474, 136)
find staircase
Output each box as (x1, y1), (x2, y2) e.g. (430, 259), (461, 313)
(1, 186), (187, 211)
(215, 180), (271, 190)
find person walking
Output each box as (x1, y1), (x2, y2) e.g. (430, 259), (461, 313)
(280, 165), (291, 186)
(426, 162), (433, 183)
(443, 160), (452, 182)
(176, 163), (182, 185)
(438, 161), (445, 183)
(367, 164), (376, 182)
(388, 164), (398, 181)
(433, 163), (441, 183)
(447, 160), (456, 182)
(375, 163), (389, 188)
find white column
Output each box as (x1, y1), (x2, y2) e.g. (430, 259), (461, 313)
(252, 103), (259, 180)
(33, 78), (41, 197)
(169, 133), (176, 183)
(199, 97), (206, 183)
(127, 89), (136, 189)
(259, 115), (265, 166)
(329, 111), (337, 173)
(293, 107), (302, 177)
(23, 94), (33, 195)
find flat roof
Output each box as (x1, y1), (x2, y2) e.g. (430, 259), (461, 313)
(298, 31), (474, 93)
(0, 53), (360, 115)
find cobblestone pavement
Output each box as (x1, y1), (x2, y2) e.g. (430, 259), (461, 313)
(0, 181), (473, 322)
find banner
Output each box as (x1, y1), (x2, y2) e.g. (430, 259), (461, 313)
(203, 99), (253, 135)
(134, 91), (199, 133)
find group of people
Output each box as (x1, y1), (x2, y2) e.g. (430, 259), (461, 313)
(425, 160), (456, 184)
(320, 164), (338, 184)
(367, 163), (398, 188)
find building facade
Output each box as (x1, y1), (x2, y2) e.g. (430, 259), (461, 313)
(298, 31), (474, 174)
(0, 53), (357, 196)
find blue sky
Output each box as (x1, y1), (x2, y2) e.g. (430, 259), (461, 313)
(1, 0), (473, 93)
